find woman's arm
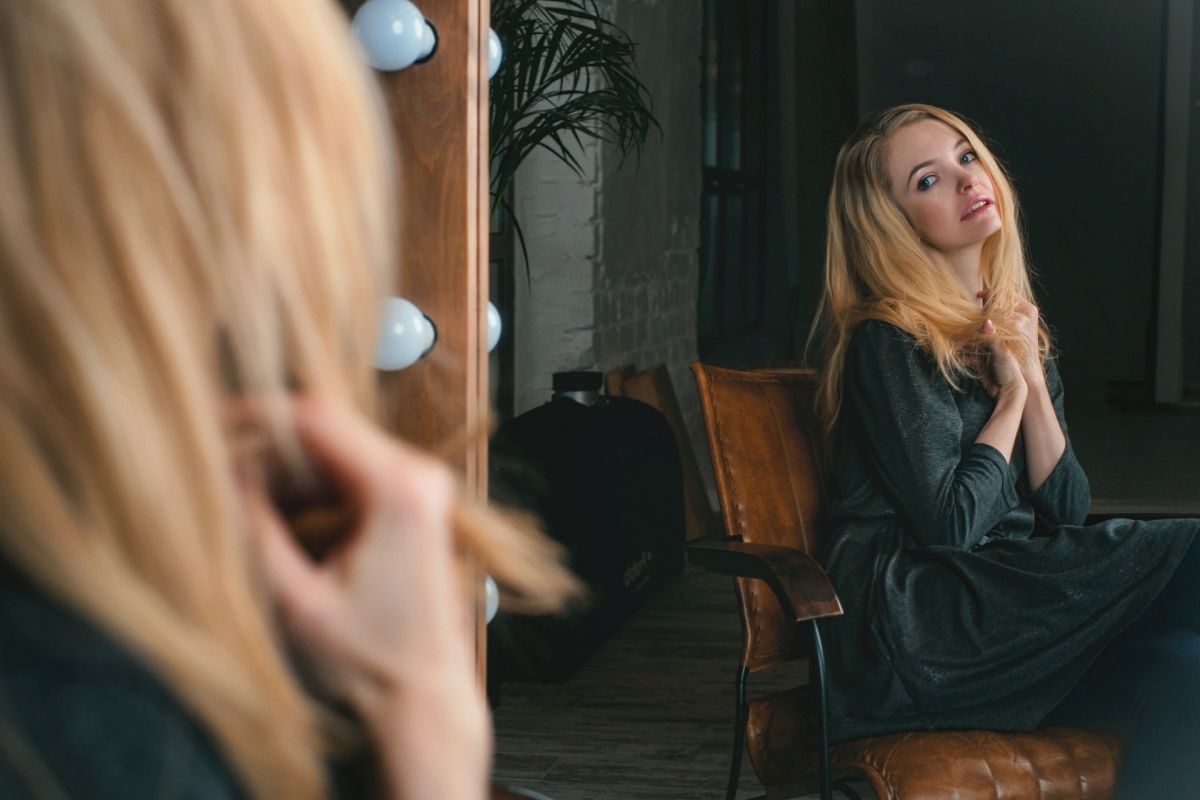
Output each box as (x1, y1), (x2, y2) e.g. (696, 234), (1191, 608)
(846, 321), (1024, 549)
(1020, 372), (1065, 491)
(977, 381), (1027, 459)
(1024, 360), (1091, 528)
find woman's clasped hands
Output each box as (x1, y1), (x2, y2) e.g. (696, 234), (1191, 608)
(980, 317), (1023, 398)
(978, 291), (1042, 399)
(1007, 299), (1045, 391)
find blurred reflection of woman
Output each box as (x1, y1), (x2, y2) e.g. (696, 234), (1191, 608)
(0, 1), (574, 798)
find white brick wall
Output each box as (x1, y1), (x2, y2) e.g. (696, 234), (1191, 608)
(508, 0), (711, 497)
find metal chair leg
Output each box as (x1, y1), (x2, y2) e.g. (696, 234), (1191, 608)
(725, 664), (750, 800)
(812, 620), (833, 800)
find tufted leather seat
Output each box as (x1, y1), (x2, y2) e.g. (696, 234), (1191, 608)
(832, 728), (1121, 799)
(688, 363), (1123, 800)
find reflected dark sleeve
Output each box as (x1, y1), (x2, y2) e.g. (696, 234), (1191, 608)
(1025, 360), (1091, 528)
(845, 321), (1020, 549)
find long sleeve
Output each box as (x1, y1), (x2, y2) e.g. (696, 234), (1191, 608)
(1024, 360), (1091, 528)
(0, 584), (246, 800)
(0, 679), (246, 800)
(845, 320), (1020, 549)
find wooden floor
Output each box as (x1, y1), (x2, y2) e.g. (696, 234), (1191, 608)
(490, 565), (874, 800)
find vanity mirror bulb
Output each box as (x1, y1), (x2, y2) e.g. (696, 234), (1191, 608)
(485, 575), (500, 623)
(486, 301), (502, 353)
(375, 297), (437, 371)
(353, 0), (437, 72)
(488, 28), (503, 79)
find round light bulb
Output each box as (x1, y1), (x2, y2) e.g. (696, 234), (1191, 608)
(486, 301), (502, 352)
(353, 0), (435, 72)
(375, 297), (436, 370)
(485, 575), (500, 623)
(487, 28), (503, 79)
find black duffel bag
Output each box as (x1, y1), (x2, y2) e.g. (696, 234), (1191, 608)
(488, 371), (685, 684)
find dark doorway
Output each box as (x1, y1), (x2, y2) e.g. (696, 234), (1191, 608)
(697, 0), (858, 368)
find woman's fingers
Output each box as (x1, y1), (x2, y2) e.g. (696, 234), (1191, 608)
(285, 397), (391, 481)
(294, 400), (455, 523)
(234, 395), (462, 630)
(242, 479), (327, 607)
(1010, 302), (1039, 336)
(231, 393), (489, 794)
(228, 395), (442, 511)
(980, 317), (1025, 395)
(231, 393), (460, 569)
(239, 424), (456, 693)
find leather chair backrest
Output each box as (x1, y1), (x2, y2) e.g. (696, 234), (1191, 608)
(691, 363), (827, 671)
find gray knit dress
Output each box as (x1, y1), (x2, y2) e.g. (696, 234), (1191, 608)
(821, 319), (1198, 742)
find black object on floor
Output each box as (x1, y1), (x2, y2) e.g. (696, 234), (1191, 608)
(488, 372), (685, 686)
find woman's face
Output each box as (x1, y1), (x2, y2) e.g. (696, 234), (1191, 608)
(885, 119), (1001, 253)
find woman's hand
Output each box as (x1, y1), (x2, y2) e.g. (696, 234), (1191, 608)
(982, 318), (1026, 399)
(238, 396), (489, 800)
(1007, 300), (1045, 390)
(979, 290), (1043, 390)
(975, 318), (1029, 462)
(992, 301), (1065, 490)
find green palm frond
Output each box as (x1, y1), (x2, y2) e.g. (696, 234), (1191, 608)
(490, 0), (659, 274)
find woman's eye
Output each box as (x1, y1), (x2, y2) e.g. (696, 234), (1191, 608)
(917, 174), (936, 191)
(960, 150), (977, 164)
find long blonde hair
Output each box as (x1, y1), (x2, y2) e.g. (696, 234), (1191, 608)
(812, 103), (1051, 430)
(0, 0), (572, 797)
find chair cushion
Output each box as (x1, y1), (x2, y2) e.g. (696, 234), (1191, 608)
(832, 727), (1122, 800)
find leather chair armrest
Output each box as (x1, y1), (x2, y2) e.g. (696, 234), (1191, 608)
(688, 539), (843, 623)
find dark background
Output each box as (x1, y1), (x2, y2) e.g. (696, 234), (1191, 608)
(855, 0), (1196, 407)
(701, 0), (1199, 410)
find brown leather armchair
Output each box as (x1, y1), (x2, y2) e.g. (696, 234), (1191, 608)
(688, 362), (1121, 800)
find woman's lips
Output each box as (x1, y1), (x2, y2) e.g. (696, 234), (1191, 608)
(962, 197), (994, 220)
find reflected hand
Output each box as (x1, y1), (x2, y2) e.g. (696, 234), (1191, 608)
(982, 318), (1026, 399)
(1008, 300), (1044, 390)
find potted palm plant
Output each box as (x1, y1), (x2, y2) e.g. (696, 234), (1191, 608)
(489, 0), (658, 269)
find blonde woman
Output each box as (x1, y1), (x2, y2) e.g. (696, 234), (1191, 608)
(814, 104), (1199, 796)
(0, 0), (573, 798)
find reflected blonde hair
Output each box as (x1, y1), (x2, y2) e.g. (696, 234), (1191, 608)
(811, 103), (1051, 430)
(0, 0), (574, 797)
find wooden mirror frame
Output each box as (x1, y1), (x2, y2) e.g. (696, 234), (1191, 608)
(368, 0), (492, 672)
